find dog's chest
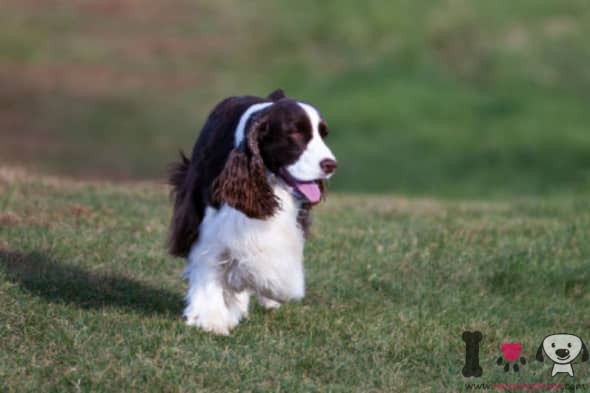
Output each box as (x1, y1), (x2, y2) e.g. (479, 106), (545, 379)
(241, 185), (304, 254)
(201, 184), (305, 260)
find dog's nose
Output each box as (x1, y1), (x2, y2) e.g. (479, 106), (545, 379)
(556, 349), (570, 358)
(320, 158), (337, 175)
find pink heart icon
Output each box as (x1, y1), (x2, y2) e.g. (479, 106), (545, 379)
(502, 343), (522, 362)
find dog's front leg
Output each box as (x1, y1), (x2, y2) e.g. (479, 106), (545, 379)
(183, 246), (249, 335)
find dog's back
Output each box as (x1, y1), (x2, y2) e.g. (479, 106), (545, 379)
(168, 95), (266, 257)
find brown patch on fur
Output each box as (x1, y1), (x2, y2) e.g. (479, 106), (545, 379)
(297, 204), (312, 236)
(211, 117), (278, 219)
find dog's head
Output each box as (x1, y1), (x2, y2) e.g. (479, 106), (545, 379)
(536, 334), (589, 364)
(212, 89), (337, 218)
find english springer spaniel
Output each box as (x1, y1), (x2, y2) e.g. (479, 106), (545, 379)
(168, 89), (336, 334)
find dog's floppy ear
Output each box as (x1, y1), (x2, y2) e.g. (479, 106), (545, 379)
(267, 88), (286, 101)
(211, 116), (278, 218)
(581, 340), (589, 362)
(536, 343), (545, 362)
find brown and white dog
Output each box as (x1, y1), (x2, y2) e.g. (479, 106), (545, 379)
(168, 89), (336, 334)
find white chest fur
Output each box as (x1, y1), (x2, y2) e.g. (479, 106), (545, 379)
(183, 182), (306, 334)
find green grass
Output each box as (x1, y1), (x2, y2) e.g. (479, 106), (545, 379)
(1, 168), (589, 392)
(1, 0), (590, 196)
(2, 1), (590, 390)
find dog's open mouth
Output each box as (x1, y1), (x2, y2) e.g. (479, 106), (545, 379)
(279, 168), (322, 204)
(557, 355), (570, 361)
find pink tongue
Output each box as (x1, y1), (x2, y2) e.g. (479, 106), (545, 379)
(295, 182), (321, 203)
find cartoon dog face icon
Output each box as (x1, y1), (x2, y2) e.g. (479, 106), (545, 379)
(536, 333), (589, 377)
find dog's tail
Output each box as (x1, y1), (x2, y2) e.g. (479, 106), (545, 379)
(167, 150), (199, 258)
(169, 150), (190, 192)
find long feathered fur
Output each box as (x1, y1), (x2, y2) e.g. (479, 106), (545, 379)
(167, 95), (273, 257)
(167, 150), (200, 257)
(211, 118), (279, 219)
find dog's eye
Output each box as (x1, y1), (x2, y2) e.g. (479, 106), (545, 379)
(289, 129), (304, 139)
(319, 122), (329, 138)
(289, 130), (307, 145)
(568, 343), (572, 348)
(551, 343), (556, 348)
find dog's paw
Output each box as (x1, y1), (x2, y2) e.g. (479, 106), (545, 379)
(184, 306), (239, 335)
(257, 296), (282, 310)
(185, 313), (234, 335)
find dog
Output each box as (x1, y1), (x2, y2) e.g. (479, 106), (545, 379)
(536, 333), (589, 377)
(167, 89), (336, 334)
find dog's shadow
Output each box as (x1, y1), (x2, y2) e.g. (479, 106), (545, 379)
(0, 250), (183, 317)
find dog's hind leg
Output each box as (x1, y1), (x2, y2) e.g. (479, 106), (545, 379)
(257, 296), (282, 310)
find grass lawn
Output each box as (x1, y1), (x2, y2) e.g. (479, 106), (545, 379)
(2, 1), (589, 391)
(1, 167), (589, 392)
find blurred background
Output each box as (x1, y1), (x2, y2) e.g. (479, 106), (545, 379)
(1, 0), (589, 197)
